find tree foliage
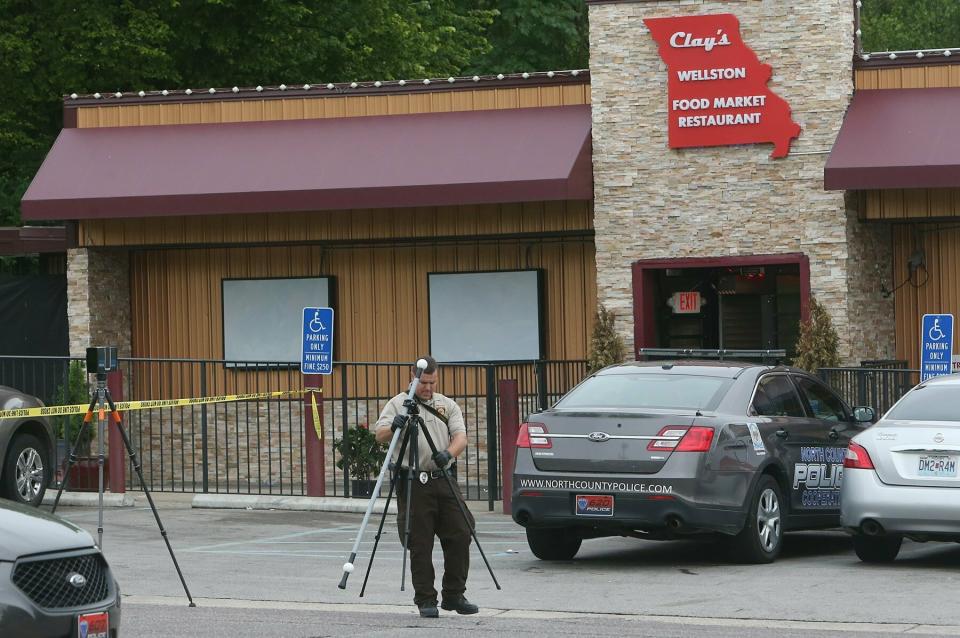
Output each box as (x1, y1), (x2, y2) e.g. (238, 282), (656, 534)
(1, 0), (538, 227)
(861, 0), (960, 52)
(465, 0), (589, 74)
(587, 304), (626, 375)
(793, 297), (841, 374)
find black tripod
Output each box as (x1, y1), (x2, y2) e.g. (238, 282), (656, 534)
(51, 367), (196, 607)
(338, 362), (500, 595)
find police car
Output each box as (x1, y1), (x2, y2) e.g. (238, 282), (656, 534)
(511, 359), (875, 563)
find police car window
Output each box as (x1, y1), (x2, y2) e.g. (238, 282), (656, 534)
(794, 376), (847, 422)
(886, 386), (960, 422)
(752, 375), (805, 417)
(556, 374), (732, 411)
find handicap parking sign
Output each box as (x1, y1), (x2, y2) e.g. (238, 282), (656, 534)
(920, 314), (954, 382)
(301, 307), (334, 375)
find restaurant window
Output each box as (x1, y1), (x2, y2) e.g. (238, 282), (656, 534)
(222, 277), (333, 365)
(427, 270), (544, 362)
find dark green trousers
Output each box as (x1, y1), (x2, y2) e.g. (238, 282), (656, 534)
(396, 474), (475, 606)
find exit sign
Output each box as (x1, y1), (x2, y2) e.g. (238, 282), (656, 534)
(672, 291), (701, 314)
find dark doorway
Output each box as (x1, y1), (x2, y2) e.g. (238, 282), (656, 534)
(0, 274), (68, 356)
(632, 254), (810, 359)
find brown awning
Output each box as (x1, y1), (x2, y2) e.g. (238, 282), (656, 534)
(825, 88), (960, 190)
(22, 105), (592, 220)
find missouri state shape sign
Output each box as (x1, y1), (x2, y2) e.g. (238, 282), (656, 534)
(644, 14), (801, 158)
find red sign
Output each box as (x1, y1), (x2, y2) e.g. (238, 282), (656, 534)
(644, 14), (801, 158)
(672, 292), (701, 314)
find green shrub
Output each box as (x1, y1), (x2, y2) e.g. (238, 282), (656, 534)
(793, 297), (841, 373)
(333, 424), (386, 480)
(52, 361), (92, 455)
(587, 304), (626, 375)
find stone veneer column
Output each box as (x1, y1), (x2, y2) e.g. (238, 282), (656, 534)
(588, 0), (895, 363)
(67, 248), (132, 358)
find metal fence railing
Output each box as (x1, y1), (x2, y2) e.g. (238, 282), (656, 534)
(818, 367), (920, 417)
(0, 356), (587, 505)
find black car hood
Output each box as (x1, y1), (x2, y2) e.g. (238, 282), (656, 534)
(0, 500), (94, 561)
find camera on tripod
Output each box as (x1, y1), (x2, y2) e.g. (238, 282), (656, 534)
(86, 346), (118, 374)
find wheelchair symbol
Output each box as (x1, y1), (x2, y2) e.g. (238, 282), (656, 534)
(308, 310), (326, 333)
(928, 318), (946, 342)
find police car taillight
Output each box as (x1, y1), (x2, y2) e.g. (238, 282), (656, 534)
(517, 422), (552, 449)
(648, 427), (689, 451)
(843, 442), (874, 469)
(675, 426), (714, 452)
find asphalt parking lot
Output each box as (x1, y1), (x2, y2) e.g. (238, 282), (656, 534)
(49, 495), (960, 637)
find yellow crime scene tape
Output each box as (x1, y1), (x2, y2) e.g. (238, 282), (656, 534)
(0, 390), (324, 440)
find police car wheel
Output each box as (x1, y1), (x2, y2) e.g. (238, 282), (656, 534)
(852, 534), (901, 563)
(526, 527), (582, 560)
(732, 475), (783, 564)
(1, 434), (49, 507)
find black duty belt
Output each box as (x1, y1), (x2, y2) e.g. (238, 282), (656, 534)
(395, 466), (457, 483)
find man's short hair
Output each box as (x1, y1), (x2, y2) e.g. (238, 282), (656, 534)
(416, 356), (438, 375)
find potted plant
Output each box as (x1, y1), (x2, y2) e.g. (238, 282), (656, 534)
(333, 423), (386, 497)
(52, 361), (105, 491)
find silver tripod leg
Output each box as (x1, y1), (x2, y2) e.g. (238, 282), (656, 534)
(96, 382), (106, 549)
(337, 359), (428, 590)
(337, 421), (404, 589)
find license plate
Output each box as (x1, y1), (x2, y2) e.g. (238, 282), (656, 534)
(575, 494), (614, 517)
(918, 455), (958, 478)
(77, 611), (109, 638)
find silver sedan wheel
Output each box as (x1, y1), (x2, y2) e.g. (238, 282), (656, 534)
(16, 447), (45, 500)
(755, 487), (781, 552)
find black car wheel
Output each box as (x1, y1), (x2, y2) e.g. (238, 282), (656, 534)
(852, 534), (902, 563)
(2, 434), (49, 506)
(526, 527), (582, 560)
(732, 474), (783, 563)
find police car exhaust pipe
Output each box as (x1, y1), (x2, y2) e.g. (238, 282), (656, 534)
(666, 515), (683, 530)
(861, 519), (884, 537)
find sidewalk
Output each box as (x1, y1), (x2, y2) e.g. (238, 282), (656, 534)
(43, 489), (505, 515)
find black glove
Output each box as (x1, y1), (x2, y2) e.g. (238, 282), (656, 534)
(391, 414), (408, 432)
(432, 449), (453, 469)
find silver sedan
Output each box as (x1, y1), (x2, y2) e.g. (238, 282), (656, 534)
(840, 374), (960, 562)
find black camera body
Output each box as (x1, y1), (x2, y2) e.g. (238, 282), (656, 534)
(86, 346), (118, 374)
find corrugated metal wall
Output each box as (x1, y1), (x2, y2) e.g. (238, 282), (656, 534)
(80, 201), (593, 247)
(893, 223), (960, 368)
(74, 85), (591, 129)
(855, 64), (960, 221)
(125, 201), (596, 367)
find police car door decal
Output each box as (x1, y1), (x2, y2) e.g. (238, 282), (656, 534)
(793, 446), (845, 508)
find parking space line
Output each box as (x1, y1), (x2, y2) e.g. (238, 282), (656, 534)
(185, 525), (357, 552)
(185, 549), (518, 559)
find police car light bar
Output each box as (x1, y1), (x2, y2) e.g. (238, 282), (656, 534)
(637, 348), (786, 363)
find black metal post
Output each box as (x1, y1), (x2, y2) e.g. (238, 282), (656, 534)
(341, 363), (350, 497)
(536, 360), (548, 412)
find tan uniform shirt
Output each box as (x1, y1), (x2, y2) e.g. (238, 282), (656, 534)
(375, 392), (466, 471)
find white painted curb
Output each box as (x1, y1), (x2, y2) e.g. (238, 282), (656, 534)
(41, 491), (136, 507)
(191, 493), (397, 514)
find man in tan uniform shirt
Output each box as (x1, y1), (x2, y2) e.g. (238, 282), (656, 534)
(374, 356), (477, 618)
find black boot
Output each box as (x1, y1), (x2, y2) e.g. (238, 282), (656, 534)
(417, 601), (439, 618)
(440, 595), (479, 615)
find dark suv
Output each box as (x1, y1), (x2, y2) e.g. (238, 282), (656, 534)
(511, 361), (874, 563)
(1, 385), (56, 506)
